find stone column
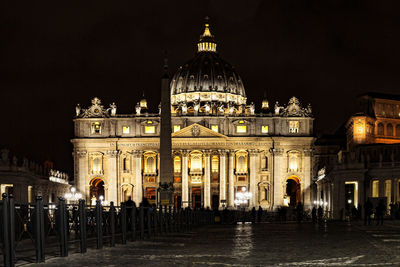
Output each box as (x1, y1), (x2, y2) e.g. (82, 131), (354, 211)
(133, 150), (143, 205)
(203, 150), (211, 208)
(107, 150), (119, 204)
(228, 150), (235, 208)
(249, 149), (258, 208)
(76, 150), (88, 200)
(219, 150), (227, 208)
(273, 148), (284, 209)
(181, 150), (189, 208)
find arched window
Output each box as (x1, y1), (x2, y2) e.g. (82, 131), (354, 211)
(265, 156), (269, 170)
(289, 155), (298, 171)
(237, 156), (246, 172)
(396, 125), (400, 137)
(93, 157), (101, 174)
(387, 123), (394, 136)
(190, 152), (202, 171)
(377, 123), (384, 135)
(211, 156), (219, 173)
(174, 156), (181, 173)
(146, 157), (156, 173)
(288, 151), (300, 172)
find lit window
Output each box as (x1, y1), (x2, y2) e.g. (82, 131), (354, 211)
(174, 156), (181, 173)
(372, 180), (379, 197)
(144, 126), (155, 134)
(261, 125), (269, 133)
(211, 156), (219, 173)
(122, 126), (130, 134)
(190, 153), (202, 171)
(236, 125), (247, 133)
(91, 122), (102, 134)
(92, 157), (102, 174)
(236, 155), (247, 173)
(289, 121), (299, 133)
(174, 125), (181, 132)
(211, 125), (219, 132)
(289, 155), (298, 171)
(145, 157), (156, 173)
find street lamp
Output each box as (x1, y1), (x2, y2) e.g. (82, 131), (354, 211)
(64, 187), (82, 203)
(234, 187), (252, 208)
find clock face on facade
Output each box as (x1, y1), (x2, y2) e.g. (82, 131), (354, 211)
(94, 109), (99, 113)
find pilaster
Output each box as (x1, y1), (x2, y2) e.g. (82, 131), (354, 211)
(107, 150), (120, 204)
(228, 150), (235, 208)
(203, 149), (211, 208)
(272, 148), (284, 209)
(76, 150), (88, 200)
(249, 149), (258, 208)
(303, 148), (313, 208)
(181, 150), (189, 208)
(218, 149), (227, 208)
(133, 150), (143, 205)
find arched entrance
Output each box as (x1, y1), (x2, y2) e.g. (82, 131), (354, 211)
(90, 178), (105, 200)
(286, 176), (301, 207)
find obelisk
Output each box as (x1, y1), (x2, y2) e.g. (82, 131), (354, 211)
(159, 58), (173, 206)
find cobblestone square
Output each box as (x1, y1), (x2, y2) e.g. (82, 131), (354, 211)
(31, 221), (400, 267)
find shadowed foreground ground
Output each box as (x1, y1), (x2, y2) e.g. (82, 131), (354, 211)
(30, 221), (400, 266)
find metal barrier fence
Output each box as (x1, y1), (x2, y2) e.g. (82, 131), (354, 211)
(0, 194), (215, 267)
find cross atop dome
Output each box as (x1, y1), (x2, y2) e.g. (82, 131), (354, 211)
(197, 16), (217, 53)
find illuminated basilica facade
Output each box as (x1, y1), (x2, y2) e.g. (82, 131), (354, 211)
(72, 21), (315, 210)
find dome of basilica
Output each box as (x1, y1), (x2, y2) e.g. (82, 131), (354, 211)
(170, 19), (247, 115)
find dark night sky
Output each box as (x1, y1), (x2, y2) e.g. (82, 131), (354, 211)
(1, 0), (400, 174)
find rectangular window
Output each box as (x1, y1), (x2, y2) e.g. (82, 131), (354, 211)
(122, 126), (130, 134)
(289, 121), (299, 133)
(236, 125), (247, 133)
(261, 125), (269, 133)
(144, 126), (155, 134)
(173, 125), (181, 132)
(91, 122), (102, 134)
(372, 180), (379, 197)
(211, 125), (219, 133)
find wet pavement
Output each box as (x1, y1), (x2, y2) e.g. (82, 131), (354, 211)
(30, 221), (400, 266)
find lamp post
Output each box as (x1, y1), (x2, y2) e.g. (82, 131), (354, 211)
(64, 187), (83, 204)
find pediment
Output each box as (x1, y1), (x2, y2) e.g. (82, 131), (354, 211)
(172, 123), (227, 138)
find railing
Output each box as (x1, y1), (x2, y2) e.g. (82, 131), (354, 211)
(0, 194), (215, 267)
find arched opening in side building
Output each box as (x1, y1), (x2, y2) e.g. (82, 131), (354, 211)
(90, 178), (105, 201)
(286, 176), (300, 207)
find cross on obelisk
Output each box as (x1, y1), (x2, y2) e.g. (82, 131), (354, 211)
(159, 56), (174, 206)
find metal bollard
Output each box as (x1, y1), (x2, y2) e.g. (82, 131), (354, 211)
(139, 206), (144, 240)
(2, 194), (12, 267)
(130, 206), (136, 241)
(95, 200), (103, 249)
(121, 202), (127, 244)
(159, 206), (163, 234)
(34, 196), (45, 263)
(168, 206), (172, 233)
(153, 207), (158, 236)
(147, 208), (152, 238)
(58, 197), (68, 257)
(110, 202), (116, 247)
(172, 206), (177, 232)
(164, 205), (169, 233)
(78, 200), (87, 253)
